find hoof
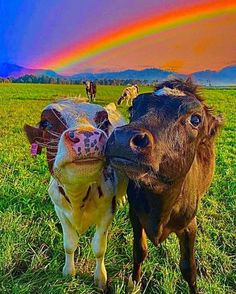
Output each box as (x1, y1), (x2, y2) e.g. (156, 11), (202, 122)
(62, 265), (76, 277)
(127, 275), (141, 294)
(94, 277), (108, 293)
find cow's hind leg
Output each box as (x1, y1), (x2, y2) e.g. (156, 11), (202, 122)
(128, 207), (148, 292)
(55, 208), (78, 277)
(92, 213), (112, 290)
(176, 218), (198, 294)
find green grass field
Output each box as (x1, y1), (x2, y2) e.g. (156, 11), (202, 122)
(0, 83), (235, 294)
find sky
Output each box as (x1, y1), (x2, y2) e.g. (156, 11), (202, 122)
(0, 0), (236, 75)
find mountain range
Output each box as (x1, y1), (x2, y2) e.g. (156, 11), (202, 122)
(0, 63), (59, 79)
(0, 62), (236, 85)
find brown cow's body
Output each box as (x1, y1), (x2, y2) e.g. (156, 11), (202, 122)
(105, 79), (222, 293)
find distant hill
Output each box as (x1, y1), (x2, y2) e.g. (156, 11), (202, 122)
(72, 66), (236, 85)
(0, 62), (235, 85)
(71, 68), (182, 81)
(0, 63), (58, 78)
(192, 65), (236, 85)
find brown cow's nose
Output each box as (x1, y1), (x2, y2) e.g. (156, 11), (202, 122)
(130, 132), (150, 149)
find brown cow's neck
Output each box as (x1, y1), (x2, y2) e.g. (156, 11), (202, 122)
(128, 178), (184, 246)
(135, 140), (216, 246)
(146, 181), (183, 244)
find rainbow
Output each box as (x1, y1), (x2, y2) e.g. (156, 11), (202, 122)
(36, 0), (236, 72)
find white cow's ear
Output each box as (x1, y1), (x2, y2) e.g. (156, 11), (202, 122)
(24, 124), (44, 144)
(105, 103), (126, 129)
(105, 102), (117, 111)
(24, 124), (47, 154)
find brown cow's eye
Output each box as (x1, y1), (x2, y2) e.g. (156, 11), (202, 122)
(190, 114), (201, 127)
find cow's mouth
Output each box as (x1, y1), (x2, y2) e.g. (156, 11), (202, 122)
(109, 156), (153, 181)
(54, 156), (105, 172)
(109, 156), (173, 185)
(72, 157), (104, 165)
(109, 156), (146, 171)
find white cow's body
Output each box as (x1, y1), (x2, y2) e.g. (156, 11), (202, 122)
(25, 101), (127, 290)
(49, 168), (123, 286)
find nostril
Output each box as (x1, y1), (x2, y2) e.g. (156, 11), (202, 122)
(69, 131), (75, 139)
(131, 133), (150, 149)
(67, 131), (80, 143)
(99, 132), (107, 142)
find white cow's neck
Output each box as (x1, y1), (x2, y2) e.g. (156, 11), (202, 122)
(62, 178), (104, 206)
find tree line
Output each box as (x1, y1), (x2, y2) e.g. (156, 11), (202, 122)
(0, 74), (158, 86)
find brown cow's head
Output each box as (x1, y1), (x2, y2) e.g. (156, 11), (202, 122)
(24, 101), (112, 187)
(106, 79), (222, 190)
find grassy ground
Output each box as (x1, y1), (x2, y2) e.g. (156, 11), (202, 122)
(0, 83), (235, 294)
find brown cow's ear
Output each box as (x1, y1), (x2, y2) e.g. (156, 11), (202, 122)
(24, 124), (45, 154)
(208, 114), (223, 137)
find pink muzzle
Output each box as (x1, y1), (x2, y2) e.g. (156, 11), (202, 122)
(64, 129), (107, 158)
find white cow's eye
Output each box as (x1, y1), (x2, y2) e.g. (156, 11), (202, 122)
(40, 120), (52, 130)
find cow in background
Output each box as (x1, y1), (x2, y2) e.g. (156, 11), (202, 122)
(84, 80), (97, 102)
(106, 79), (222, 293)
(117, 85), (139, 106)
(24, 99), (127, 292)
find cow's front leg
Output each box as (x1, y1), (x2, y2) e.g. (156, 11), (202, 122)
(55, 208), (78, 277)
(92, 214), (112, 290)
(128, 206), (148, 293)
(176, 217), (198, 294)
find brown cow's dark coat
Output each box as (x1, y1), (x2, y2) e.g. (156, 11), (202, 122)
(105, 78), (222, 293)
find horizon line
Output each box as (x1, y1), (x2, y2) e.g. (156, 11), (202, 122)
(1, 61), (236, 77)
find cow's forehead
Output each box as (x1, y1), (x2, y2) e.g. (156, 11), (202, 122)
(132, 92), (202, 121)
(43, 101), (107, 127)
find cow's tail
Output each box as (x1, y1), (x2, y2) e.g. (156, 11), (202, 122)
(117, 96), (124, 105)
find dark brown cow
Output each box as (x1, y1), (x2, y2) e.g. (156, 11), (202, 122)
(84, 80), (97, 102)
(105, 79), (222, 293)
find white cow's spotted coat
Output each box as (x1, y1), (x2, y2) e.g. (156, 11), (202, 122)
(25, 100), (127, 291)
